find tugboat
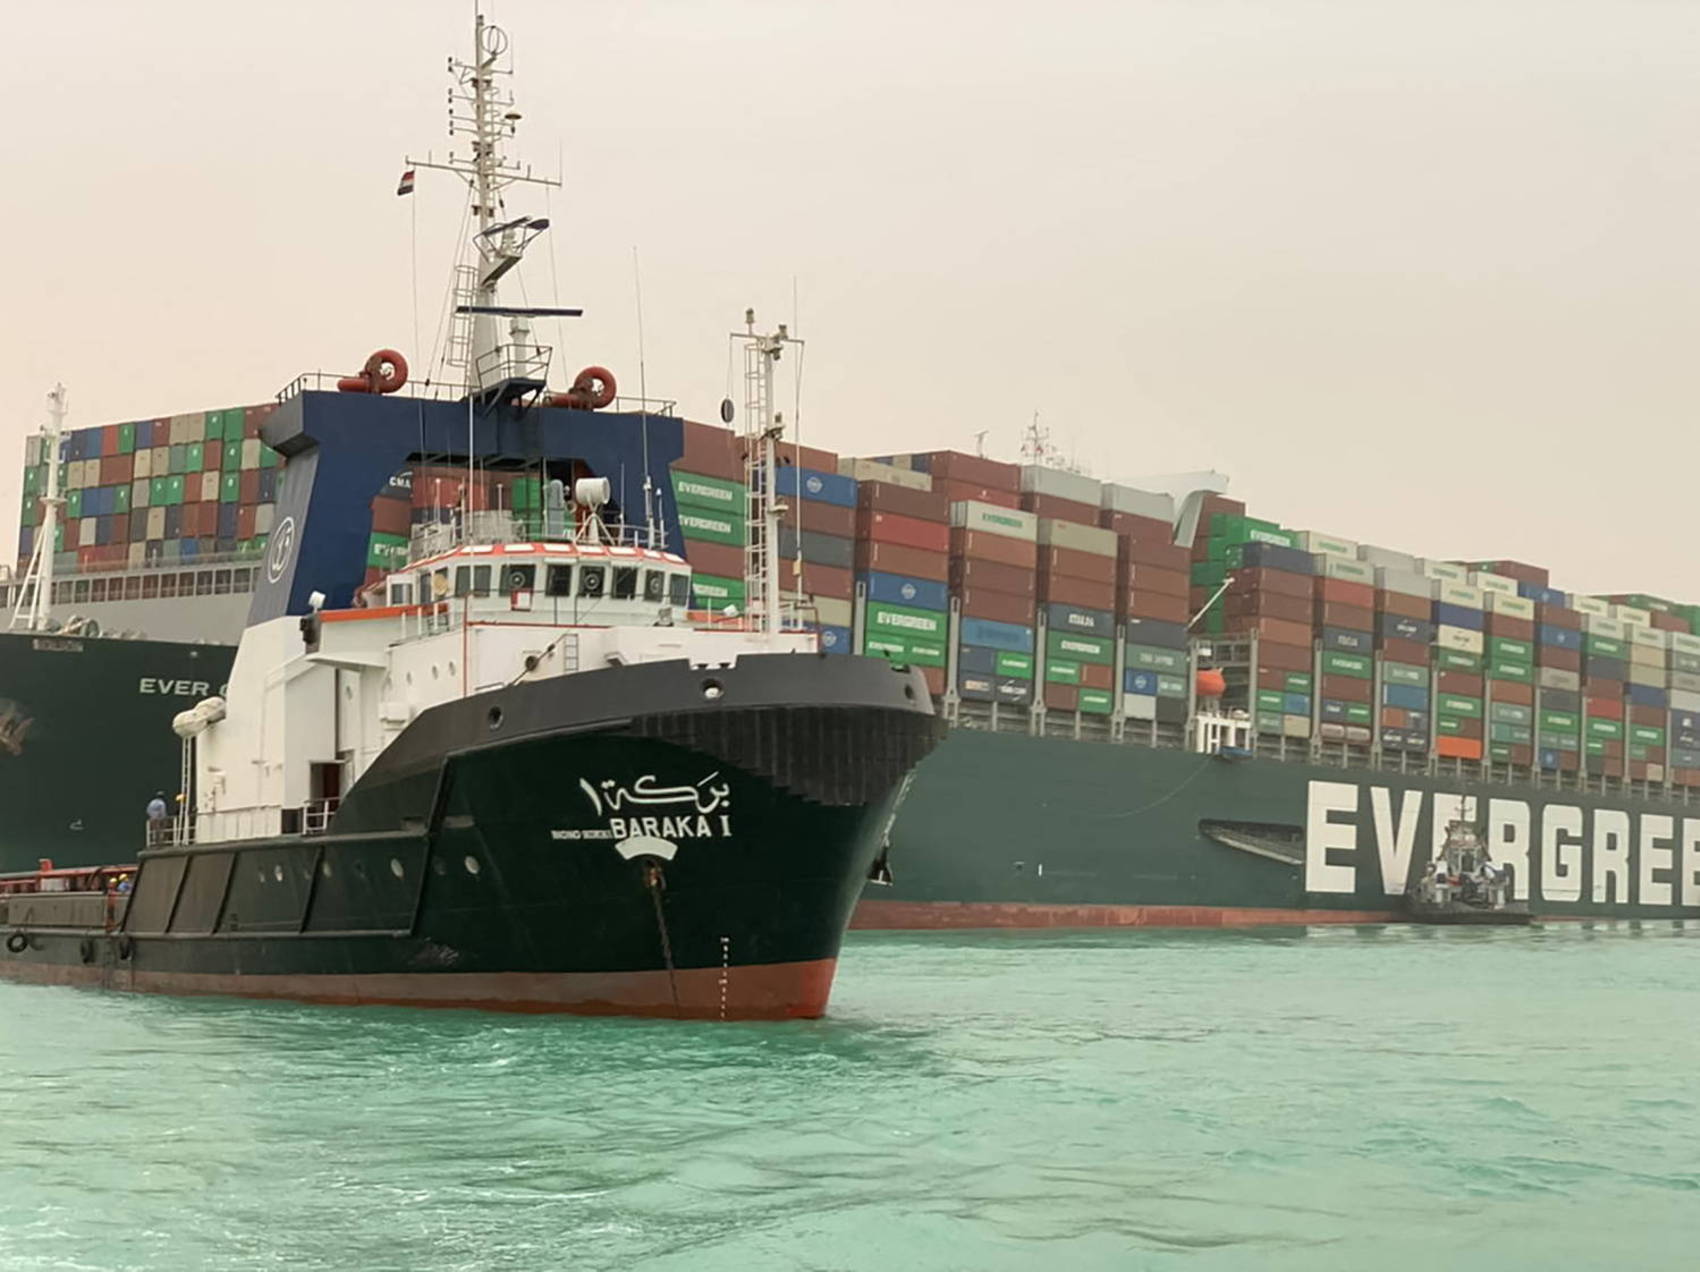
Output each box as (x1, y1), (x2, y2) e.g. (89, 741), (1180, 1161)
(0, 9), (944, 1018)
(1404, 820), (1533, 926)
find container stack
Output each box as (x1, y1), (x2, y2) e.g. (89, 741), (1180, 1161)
(1426, 563), (1485, 762)
(1363, 544), (1432, 759)
(950, 500), (1038, 709)
(1669, 632), (1700, 786)
(1306, 533), (1375, 748)
(854, 472), (949, 694)
(668, 421), (748, 614)
(1036, 517), (1119, 717)
(1615, 606), (1669, 782)
(777, 457), (857, 649)
(1532, 594), (1584, 773)
(1099, 486), (1190, 726)
(1480, 578), (1537, 765)
(1222, 537), (1314, 741)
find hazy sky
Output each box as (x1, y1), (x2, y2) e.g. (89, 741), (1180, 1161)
(3, 0), (1696, 599)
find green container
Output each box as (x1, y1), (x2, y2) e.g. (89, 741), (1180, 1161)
(367, 532), (410, 570)
(1321, 651), (1372, 680)
(149, 477), (169, 506)
(22, 467), (40, 495)
(1383, 662), (1427, 687)
(1127, 644), (1186, 672)
(1488, 637), (1532, 662)
(167, 443), (186, 475)
(1191, 560), (1228, 588)
(1434, 650), (1483, 673)
(996, 651), (1034, 680)
(865, 635), (906, 659)
(867, 601), (947, 643)
(1045, 658), (1081, 685)
(1344, 702), (1373, 725)
(1538, 731), (1580, 752)
(1155, 674), (1188, 699)
(671, 470), (746, 513)
(66, 490), (82, 519)
(1586, 717), (1624, 739)
(260, 443), (279, 470)
(1489, 722), (1533, 744)
(185, 442), (204, 472)
(1631, 724), (1667, 746)
(676, 506), (746, 547)
(1628, 743), (1663, 762)
(118, 422), (137, 454)
(1487, 660), (1532, 684)
(222, 441), (242, 470)
(1540, 710), (1579, 731)
(201, 411), (223, 442)
(165, 474), (185, 506)
(221, 472), (241, 503)
(1209, 514), (1293, 549)
(1585, 738), (1610, 756)
(902, 637), (947, 669)
(1284, 672), (1313, 694)
(690, 574), (746, 608)
(1257, 713), (1283, 735)
(1437, 694), (1483, 719)
(1079, 688), (1115, 715)
(1585, 635), (1625, 658)
(1437, 715), (1472, 736)
(1047, 629), (1113, 666)
(1257, 689), (1287, 713)
(1489, 702), (1532, 724)
(113, 485), (131, 515)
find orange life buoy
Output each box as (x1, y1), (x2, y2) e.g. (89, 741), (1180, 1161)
(1195, 668), (1227, 699)
(336, 348), (409, 395)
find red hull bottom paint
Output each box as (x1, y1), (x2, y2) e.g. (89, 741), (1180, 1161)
(851, 900), (1399, 929)
(0, 958), (840, 1021)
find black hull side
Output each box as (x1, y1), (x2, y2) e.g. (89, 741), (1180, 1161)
(1, 655), (941, 1018)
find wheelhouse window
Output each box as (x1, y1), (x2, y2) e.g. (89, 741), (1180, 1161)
(388, 582), (414, 605)
(578, 565), (606, 598)
(545, 563), (574, 598)
(156, 574), (175, 599)
(668, 574), (690, 607)
(73, 579), (90, 604)
(643, 570), (666, 603)
(453, 565), (472, 597)
(612, 566), (638, 600)
(213, 569), (232, 595)
(194, 571), (213, 597)
(125, 576), (143, 600)
(91, 578), (108, 603)
(472, 565), (492, 596)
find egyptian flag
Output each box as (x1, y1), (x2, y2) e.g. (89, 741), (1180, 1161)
(396, 168), (416, 197)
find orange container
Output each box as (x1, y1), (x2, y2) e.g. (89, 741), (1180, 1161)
(1436, 736), (1483, 760)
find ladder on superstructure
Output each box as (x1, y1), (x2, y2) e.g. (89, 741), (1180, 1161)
(8, 384), (67, 632)
(736, 311), (802, 634)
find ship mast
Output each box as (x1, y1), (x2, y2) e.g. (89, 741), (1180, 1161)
(407, 8), (563, 396)
(9, 384), (67, 633)
(735, 311), (803, 636)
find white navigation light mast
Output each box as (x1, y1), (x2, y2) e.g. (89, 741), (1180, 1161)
(9, 384), (67, 632)
(407, 9), (562, 394)
(736, 310), (803, 636)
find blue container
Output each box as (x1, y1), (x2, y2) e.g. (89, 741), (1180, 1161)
(1407, 711), (1430, 731)
(16, 527), (31, 558)
(958, 645), (999, 675)
(777, 466), (858, 509)
(217, 503), (240, 540)
(1432, 602), (1484, 631)
(1518, 582), (1568, 606)
(1539, 748), (1561, 770)
(816, 624), (851, 655)
(1384, 683), (1430, 710)
(1320, 699), (1349, 721)
(994, 677), (1033, 705)
(180, 537), (199, 560)
(1673, 710), (1700, 734)
(960, 616), (1034, 653)
(1047, 603), (1114, 639)
(1125, 669), (1158, 695)
(1283, 692), (1311, 715)
(1543, 688), (1582, 712)
(162, 506), (183, 539)
(1123, 617), (1188, 649)
(259, 470), (279, 502)
(1584, 655), (1626, 681)
(1378, 613), (1434, 643)
(1539, 624), (1582, 650)
(1627, 683), (1668, 708)
(1322, 627), (1372, 654)
(861, 570), (949, 612)
(957, 671), (995, 701)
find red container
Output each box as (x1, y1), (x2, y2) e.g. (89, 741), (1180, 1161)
(683, 540), (744, 580)
(679, 422), (742, 481)
(101, 455), (134, 485)
(1125, 592), (1189, 624)
(919, 666), (945, 697)
(1315, 578), (1375, 609)
(1227, 592), (1311, 624)
(1494, 681), (1534, 706)
(1320, 674), (1372, 704)
(1475, 560), (1549, 587)
(1020, 492), (1099, 526)
(202, 445), (222, 472)
(949, 529), (1037, 570)
(1315, 601), (1373, 631)
(1126, 564), (1188, 599)
(1382, 707), (1411, 729)
(1442, 718), (1485, 740)
(1674, 767), (1700, 787)
(854, 541), (949, 582)
(237, 505), (258, 540)
(1534, 604), (1582, 630)
(1120, 537), (1190, 571)
(1592, 739), (1625, 759)
(949, 559), (1035, 597)
(1484, 615), (1535, 642)
(1039, 545), (1116, 584)
(370, 498), (411, 537)
(782, 500), (856, 538)
(1233, 568), (1312, 601)
(109, 516), (129, 546)
(855, 482), (948, 524)
(101, 425), (120, 457)
(1651, 610), (1688, 633)
(777, 441), (838, 473)
(1376, 590), (1430, 620)
(1582, 677), (1624, 697)
(1234, 616), (1312, 647)
(1038, 574), (1116, 610)
(925, 450), (1020, 490)
(1437, 670), (1485, 696)
(1079, 662), (1115, 691)
(1257, 642), (1312, 673)
(1585, 697), (1624, 721)
(243, 404), (276, 440)
(799, 562), (853, 600)
(1537, 646), (1582, 672)
(1042, 683), (1080, 711)
(859, 511), (950, 554)
(934, 479), (1021, 510)
(240, 471), (261, 504)
(1629, 703), (1666, 726)
(1100, 510), (1171, 540)
(1500, 744), (1535, 766)
(1628, 759), (1663, 781)
(182, 476), (202, 505)
(958, 588), (1037, 625)
(1379, 636), (1429, 664)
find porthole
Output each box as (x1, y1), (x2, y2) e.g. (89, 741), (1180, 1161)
(464, 855), (481, 876)
(390, 858), (405, 879)
(431, 665), (440, 681)
(904, 684), (916, 701)
(273, 864), (285, 882)
(487, 706), (504, 731)
(447, 660), (457, 677)
(701, 678), (724, 701)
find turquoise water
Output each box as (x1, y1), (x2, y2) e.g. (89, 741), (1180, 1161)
(1, 924), (1697, 1271)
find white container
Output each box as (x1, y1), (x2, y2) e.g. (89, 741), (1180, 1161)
(1419, 560), (1468, 583)
(1435, 582), (1484, 610)
(1294, 531), (1358, 557)
(1485, 593), (1535, 619)
(77, 517), (97, 548)
(130, 478), (149, 509)
(1630, 643), (1665, 670)
(1669, 688), (1700, 712)
(1037, 518), (1117, 557)
(132, 448), (153, 479)
(200, 471), (220, 502)
(1018, 464), (1101, 506)
(126, 541), (146, 568)
(1573, 595), (1610, 618)
(1670, 632), (1700, 657)
(1320, 556), (1373, 583)
(1282, 715), (1313, 739)
(1583, 615), (1625, 640)
(810, 596), (853, 628)
(1672, 671), (1700, 694)
(1537, 666), (1581, 692)
(950, 501), (1038, 542)
(146, 507), (166, 539)
(1630, 625), (1668, 650)
(1374, 567), (1431, 599)
(1122, 692), (1158, 721)
(1609, 603), (1652, 628)
(1469, 572), (1518, 597)
(837, 458), (932, 492)
(1627, 663), (1667, 688)
(1359, 544), (1421, 573)
(1434, 624), (1485, 655)
(255, 503), (276, 534)
(1099, 484), (1173, 521)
